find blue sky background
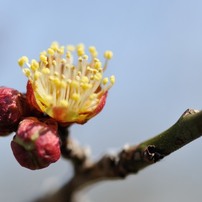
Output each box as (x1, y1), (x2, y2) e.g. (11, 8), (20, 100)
(1, 0), (202, 201)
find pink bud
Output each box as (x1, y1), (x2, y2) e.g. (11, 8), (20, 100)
(0, 87), (29, 136)
(11, 117), (61, 170)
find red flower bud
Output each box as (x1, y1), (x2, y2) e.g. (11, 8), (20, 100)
(11, 117), (61, 170)
(0, 87), (29, 136)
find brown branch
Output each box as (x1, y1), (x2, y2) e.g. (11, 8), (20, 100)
(59, 127), (92, 171)
(34, 109), (202, 202)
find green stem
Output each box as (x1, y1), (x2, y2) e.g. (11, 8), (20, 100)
(113, 109), (202, 174)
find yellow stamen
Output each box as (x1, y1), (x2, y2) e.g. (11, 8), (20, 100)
(110, 75), (115, 84)
(72, 93), (80, 101)
(42, 67), (50, 74)
(66, 51), (72, 59)
(23, 68), (31, 77)
(30, 60), (39, 71)
(57, 46), (64, 54)
(18, 56), (29, 67)
(89, 46), (98, 57)
(71, 80), (79, 88)
(34, 71), (41, 80)
(60, 99), (68, 107)
(51, 42), (59, 51)
(40, 54), (47, 64)
(94, 73), (102, 81)
(77, 44), (85, 56)
(47, 48), (55, 55)
(52, 60), (56, 66)
(94, 61), (102, 69)
(104, 50), (113, 60)
(18, 42), (115, 123)
(102, 77), (109, 85)
(77, 48), (85, 56)
(81, 76), (89, 83)
(89, 93), (97, 100)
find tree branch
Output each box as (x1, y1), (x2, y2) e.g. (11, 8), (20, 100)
(59, 127), (92, 172)
(34, 109), (202, 202)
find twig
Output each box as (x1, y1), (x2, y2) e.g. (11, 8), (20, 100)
(59, 126), (92, 171)
(34, 109), (202, 202)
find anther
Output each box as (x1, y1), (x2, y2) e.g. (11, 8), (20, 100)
(104, 51), (113, 60)
(18, 56), (29, 67)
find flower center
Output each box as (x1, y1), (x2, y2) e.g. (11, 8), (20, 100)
(18, 42), (115, 123)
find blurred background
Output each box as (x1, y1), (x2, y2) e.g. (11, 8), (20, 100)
(0, 0), (202, 201)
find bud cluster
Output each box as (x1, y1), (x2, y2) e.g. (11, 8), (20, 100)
(0, 42), (114, 170)
(0, 86), (60, 170)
